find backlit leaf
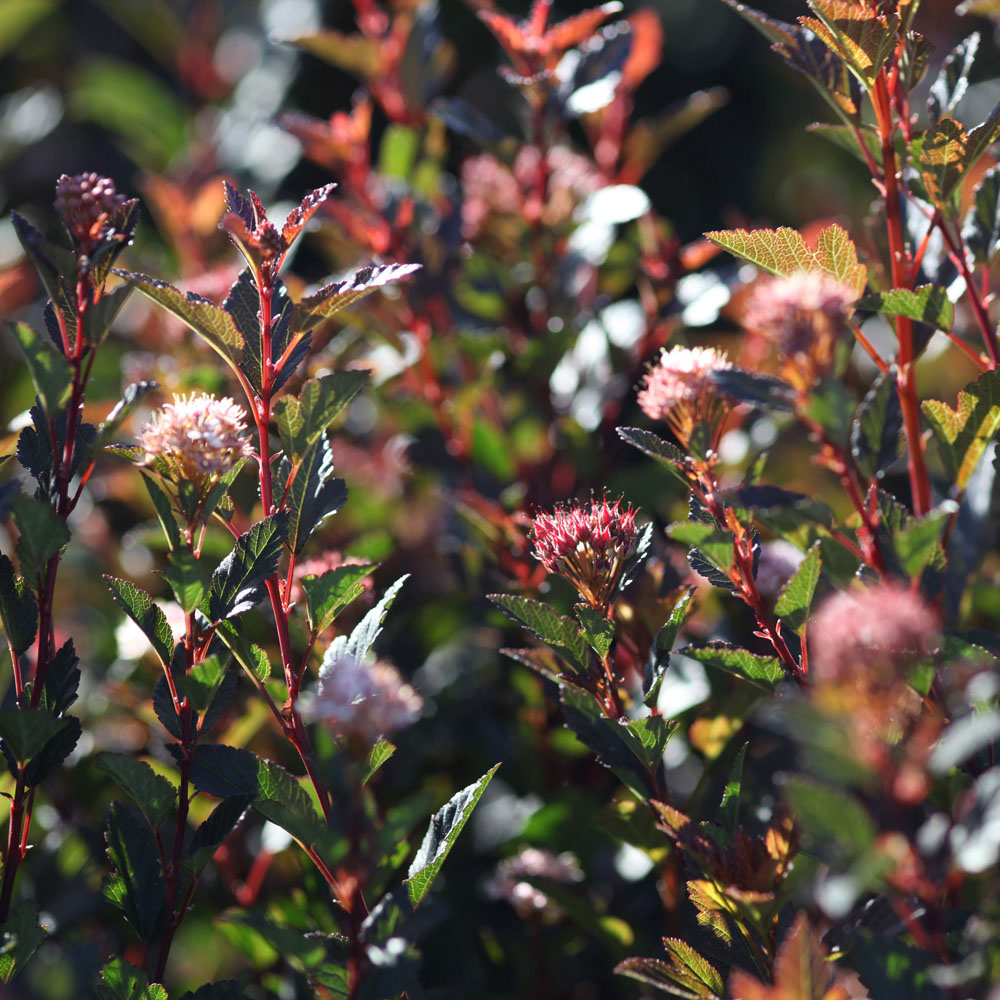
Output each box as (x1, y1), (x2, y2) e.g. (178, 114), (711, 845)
(292, 263), (421, 332)
(774, 542), (821, 635)
(678, 642), (785, 691)
(104, 576), (174, 665)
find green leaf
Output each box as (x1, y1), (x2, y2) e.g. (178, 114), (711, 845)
(488, 594), (590, 675)
(615, 427), (690, 487)
(575, 604), (615, 658)
(0, 904), (47, 984)
(11, 497), (69, 580)
(0, 708), (66, 763)
(774, 542), (821, 635)
(10, 213), (75, 321)
(25, 715), (80, 786)
(965, 162), (1000, 264)
(851, 366), (903, 482)
(187, 744), (335, 852)
(858, 286), (954, 331)
(282, 436), (347, 555)
(0, 0), (57, 58)
(95, 959), (168, 1000)
(37, 638), (79, 716)
(324, 574), (409, 667)
(10, 322), (71, 416)
(160, 549), (209, 614)
(95, 752), (177, 830)
(679, 642), (786, 691)
(141, 473), (181, 551)
(364, 739), (396, 785)
(894, 501), (957, 579)
(807, 122), (882, 167)
(801, 1), (899, 86)
(183, 796), (252, 881)
(214, 620), (271, 684)
(273, 371), (371, 461)
(116, 270), (244, 366)
(292, 263), (421, 333)
(208, 512), (289, 622)
(705, 223), (867, 297)
(644, 587), (696, 707)
(718, 743), (748, 843)
(784, 775), (875, 861)
(0, 554), (38, 657)
(104, 801), (168, 940)
(922, 368), (1000, 491)
(302, 563), (376, 634)
(104, 576), (175, 665)
(405, 764), (499, 906)
(916, 113), (1000, 208)
(667, 522), (734, 577)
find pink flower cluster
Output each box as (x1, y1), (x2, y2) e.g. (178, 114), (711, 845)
(531, 497), (637, 607)
(743, 270), (855, 384)
(637, 345), (733, 420)
(54, 172), (129, 251)
(809, 583), (939, 688)
(307, 656), (423, 744)
(485, 847), (583, 921)
(137, 393), (254, 488)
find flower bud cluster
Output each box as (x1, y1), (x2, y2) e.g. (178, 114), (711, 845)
(743, 270), (855, 388)
(531, 497), (638, 607)
(137, 393), (254, 496)
(637, 345), (733, 452)
(54, 172), (130, 253)
(307, 655), (423, 744)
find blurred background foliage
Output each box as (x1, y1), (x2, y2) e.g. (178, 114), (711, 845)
(1, 0), (999, 997)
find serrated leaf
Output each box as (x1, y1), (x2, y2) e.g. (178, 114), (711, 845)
(37, 638), (80, 716)
(575, 604), (615, 658)
(292, 263), (422, 332)
(11, 497), (69, 580)
(679, 642), (785, 691)
(214, 620), (271, 684)
(705, 223), (867, 297)
(96, 752), (177, 829)
(645, 587), (696, 707)
(851, 366), (903, 482)
(917, 113), (1000, 208)
(116, 270), (244, 365)
(364, 739), (396, 785)
(104, 576), (175, 665)
(405, 764), (499, 906)
(183, 795), (252, 880)
(323, 574), (409, 668)
(273, 371), (371, 461)
(710, 369), (798, 413)
(928, 32), (979, 124)
(774, 542), (821, 635)
(24, 715), (80, 786)
(922, 368), (1000, 491)
(667, 522), (734, 576)
(616, 427), (690, 487)
(208, 512), (289, 622)
(282, 436), (347, 555)
(141, 473), (181, 551)
(0, 708), (67, 763)
(963, 164), (1000, 264)
(0, 554), (38, 657)
(0, 904), (47, 984)
(894, 501), (957, 578)
(187, 744), (335, 852)
(162, 548), (210, 613)
(801, 1), (899, 86)
(718, 743), (749, 843)
(488, 594), (590, 675)
(10, 322), (71, 416)
(302, 562), (376, 634)
(858, 285), (953, 331)
(95, 958), (168, 1000)
(104, 802), (168, 940)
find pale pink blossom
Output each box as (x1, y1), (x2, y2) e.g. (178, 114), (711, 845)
(755, 540), (806, 600)
(810, 583), (939, 687)
(531, 496), (638, 607)
(307, 656), (423, 743)
(137, 393), (254, 485)
(486, 848), (583, 920)
(637, 345), (733, 420)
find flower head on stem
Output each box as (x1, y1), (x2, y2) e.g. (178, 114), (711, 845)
(637, 345), (733, 456)
(531, 496), (638, 609)
(137, 393), (253, 514)
(743, 270), (856, 389)
(485, 847), (584, 921)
